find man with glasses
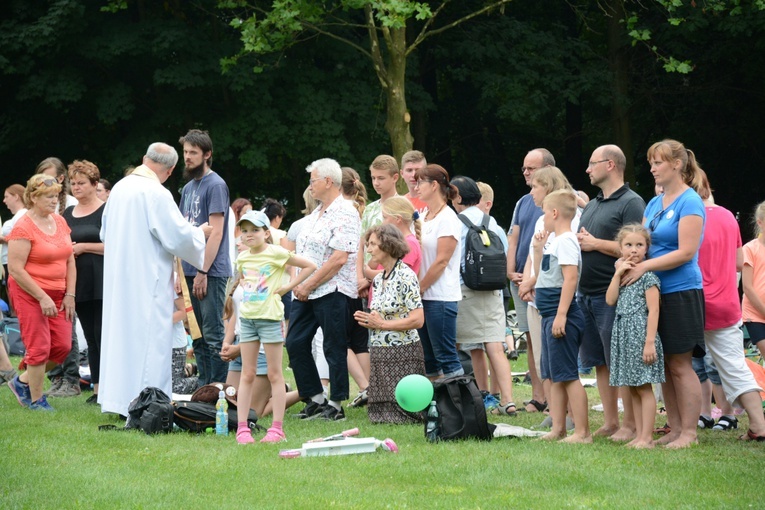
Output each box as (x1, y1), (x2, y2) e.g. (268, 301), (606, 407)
(286, 158), (361, 421)
(576, 144), (645, 440)
(507, 148), (555, 413)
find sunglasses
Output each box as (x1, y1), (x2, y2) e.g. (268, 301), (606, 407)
(36, 178), (58, 188)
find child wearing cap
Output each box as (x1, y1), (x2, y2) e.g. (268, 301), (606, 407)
(228, 210), (316, 444)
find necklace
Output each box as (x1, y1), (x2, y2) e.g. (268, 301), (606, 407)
(425, 202), (446, 221)
(30, 211), (55, 233)
(381, 259), (400, 281)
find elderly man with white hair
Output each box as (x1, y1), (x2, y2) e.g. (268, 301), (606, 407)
(286, 158), (361, 421)
(98, 143), (208, 417)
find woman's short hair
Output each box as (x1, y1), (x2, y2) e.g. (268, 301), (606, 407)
(306, 158), (342, 185)
(450, 175), (482, 207)
(364, 223), (410, 260)
(24, 174), (62, 208)
(68, 160), (100, 185)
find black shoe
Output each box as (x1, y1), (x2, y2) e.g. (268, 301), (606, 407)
(297, 400), (327, 420)
(319, 405), (346, 421)
(85, 394), (99, 405)
(506, 350), (518, 360)
(698, 415), (715, 429)
(712, 416), (738, 431)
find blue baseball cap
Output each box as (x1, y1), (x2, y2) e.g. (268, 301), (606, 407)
(236, 210), (270, 228)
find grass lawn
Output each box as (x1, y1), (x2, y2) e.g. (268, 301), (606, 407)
(2, 352), (764, 509)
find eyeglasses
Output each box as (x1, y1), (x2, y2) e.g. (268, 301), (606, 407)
(308, 177), (327, 186)
(648, 208), (666, 231)
(588, 159), (610, 167)
(414, 179), (433, 188)
(521, 166), (539, 173)
(36, 178), (57, 188)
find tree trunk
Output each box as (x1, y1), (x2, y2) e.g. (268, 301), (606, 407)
(607, 0), (634, 184)
(384, 27), (414, 166)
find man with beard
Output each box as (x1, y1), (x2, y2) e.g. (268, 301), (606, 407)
(179, 129), (231, 386)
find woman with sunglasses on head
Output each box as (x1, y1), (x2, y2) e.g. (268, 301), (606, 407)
(415, 164), (464, 381)
(35, 157), (78, 215)
(622, 139), (706, 448)
(6, 174), (76, 411)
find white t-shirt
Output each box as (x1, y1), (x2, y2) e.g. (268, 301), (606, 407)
(527, 209), (581, 309)
(1, 208), (28, 265)
(420, 206), (462, 301)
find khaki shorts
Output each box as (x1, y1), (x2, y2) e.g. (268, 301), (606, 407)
(456, 285), (505, 344)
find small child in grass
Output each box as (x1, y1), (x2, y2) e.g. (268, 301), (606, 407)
(533, 190), (591, 443)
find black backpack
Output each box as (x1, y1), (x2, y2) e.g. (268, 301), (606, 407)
(173, 401), (260, 433)
(426, 376), (493, 441)
(457, 213), (507, 291)
(125, 387), (174, 434)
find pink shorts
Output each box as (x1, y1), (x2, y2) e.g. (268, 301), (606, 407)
(9, 278), (72, 369)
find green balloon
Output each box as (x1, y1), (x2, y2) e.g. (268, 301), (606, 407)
(395, 374), (434, 412)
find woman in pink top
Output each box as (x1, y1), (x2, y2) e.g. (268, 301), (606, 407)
(696, 176), (765, 441)
(7, 174), (76, 411)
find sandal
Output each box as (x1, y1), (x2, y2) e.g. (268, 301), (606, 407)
(524, 399), (547, 413)
(712, 416), (738, 431)
(654, 423), (671, 436)
(491, 402), (517, 416)
(739, 429), (765, 442)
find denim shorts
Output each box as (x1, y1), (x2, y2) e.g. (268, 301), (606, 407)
(240, 318), (284, 344)
(229, 341), (268, 376)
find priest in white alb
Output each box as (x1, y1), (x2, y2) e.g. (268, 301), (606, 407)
(98, 142), (209, 417)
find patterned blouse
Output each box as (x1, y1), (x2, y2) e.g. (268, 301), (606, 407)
(368, 259), (423, 347)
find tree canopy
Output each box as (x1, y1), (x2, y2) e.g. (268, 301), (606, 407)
(1, 0), (764, 230)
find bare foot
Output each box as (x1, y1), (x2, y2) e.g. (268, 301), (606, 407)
(593, 425), (618, 437)
(625, 438), (639, 448)
(610, 427), (637, 442)
(628, 441), (655, 449)
(664, 433), (698, 449)
(561, 433), (593, 444)
(653, 432), (679, 446)
(539, 431), (566, 441)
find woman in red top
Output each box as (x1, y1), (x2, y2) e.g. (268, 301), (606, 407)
(7, 174), (76, 411)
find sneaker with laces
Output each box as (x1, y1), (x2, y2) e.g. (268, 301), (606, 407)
(297, 400), (327, 420)
(0, 369), (17, 386)
(260, 427), (287, 443)
(482, 391), (500, 411)
(236, 427), (255, 444)
(319, 405), (346, 421)
(46, 376), (63, 396)
(349, 389), (368, 408)
(9, 375), (32, 407)
(48, 379), (81, 398)
(29, 395), (55, 411)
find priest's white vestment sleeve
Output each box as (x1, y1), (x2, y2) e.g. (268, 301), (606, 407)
(98, 168), (205, 416)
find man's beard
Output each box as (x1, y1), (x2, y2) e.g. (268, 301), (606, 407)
(183, 161), (205, 181)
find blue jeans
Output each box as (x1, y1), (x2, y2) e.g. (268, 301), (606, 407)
(286, 292), (349, 402)
(577, 293), (616, 369)
(418, 300), (464, 378)
(187, 276), (228, 386)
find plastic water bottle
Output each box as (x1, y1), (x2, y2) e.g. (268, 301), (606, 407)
(425, 400), (439, 443)
(215, 391), (228, 436)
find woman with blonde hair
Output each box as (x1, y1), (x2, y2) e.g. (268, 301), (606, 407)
(7, 174), (76, 411)
(341, 167), (367, 218)
(623, 139), (705, 448)
(35, 157), (77, 215)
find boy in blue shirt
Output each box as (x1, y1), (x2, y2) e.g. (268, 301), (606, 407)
(533, 190), (591, 443)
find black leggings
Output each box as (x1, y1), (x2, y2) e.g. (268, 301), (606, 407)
(77, 300), (103, 384)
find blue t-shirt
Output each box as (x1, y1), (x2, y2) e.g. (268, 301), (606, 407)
(180, 170), (231, 277)
(509, 193), (543, 271)
(644, 188), (705, 294)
